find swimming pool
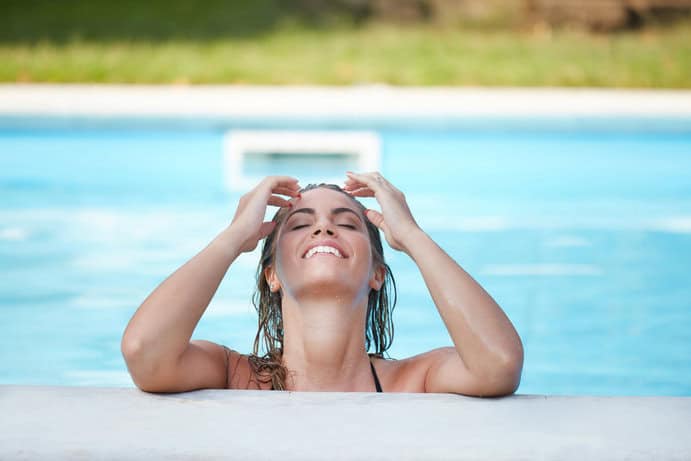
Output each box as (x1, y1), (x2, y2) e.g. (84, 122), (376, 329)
(1, 115), (690, 395)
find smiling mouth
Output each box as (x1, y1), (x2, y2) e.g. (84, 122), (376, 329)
(304, 246), (344, 259)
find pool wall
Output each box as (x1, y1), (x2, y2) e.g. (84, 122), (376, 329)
(2, 84), (691, 119)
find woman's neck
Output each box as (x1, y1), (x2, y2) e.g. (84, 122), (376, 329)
(280, 295), (374, 391)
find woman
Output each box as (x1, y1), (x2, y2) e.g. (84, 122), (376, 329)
(121, 172), (523, 395)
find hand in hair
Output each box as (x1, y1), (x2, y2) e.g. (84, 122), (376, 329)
(344, 171), (421, 253)
(230, 176), (301, 253)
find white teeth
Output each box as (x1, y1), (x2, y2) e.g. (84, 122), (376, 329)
(305, 245), (343, 259)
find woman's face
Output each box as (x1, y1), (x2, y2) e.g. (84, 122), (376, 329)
(268, 187), (383, 303)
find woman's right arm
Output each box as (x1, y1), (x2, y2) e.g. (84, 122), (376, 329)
(121, 176), (299, 392)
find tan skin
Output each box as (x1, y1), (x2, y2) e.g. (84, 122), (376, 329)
(121, 173), (523, 395)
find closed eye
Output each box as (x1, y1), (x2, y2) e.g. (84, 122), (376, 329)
(291, 224), (309, 230)
(338, 224), (357, 229)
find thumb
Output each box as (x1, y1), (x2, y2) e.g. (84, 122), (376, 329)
(257, 221), (277, 240)
(365, 209), (385, 230)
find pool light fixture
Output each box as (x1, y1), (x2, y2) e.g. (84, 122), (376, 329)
(223, 130), (381, 191)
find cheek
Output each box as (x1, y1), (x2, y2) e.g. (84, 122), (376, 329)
(274, 235), (298, 277)
(355, 238), (376, 274)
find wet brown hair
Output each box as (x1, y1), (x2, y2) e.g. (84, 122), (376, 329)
(247, 184), (397, 390)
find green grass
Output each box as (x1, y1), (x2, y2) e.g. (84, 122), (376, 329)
(1, 2), (690, 87)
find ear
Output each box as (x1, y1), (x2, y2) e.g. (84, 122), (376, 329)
(264, 266), (281, 292)
(369, 264), (386, 291)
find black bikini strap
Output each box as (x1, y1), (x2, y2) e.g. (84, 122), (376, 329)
(370, 359), (383, 393)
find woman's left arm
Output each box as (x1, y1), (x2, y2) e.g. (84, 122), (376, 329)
(345, 172), (523, 396)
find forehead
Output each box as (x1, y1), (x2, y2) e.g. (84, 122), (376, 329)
(293, 187), (361, 213)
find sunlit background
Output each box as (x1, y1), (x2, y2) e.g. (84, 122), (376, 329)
(1, 0), (690, 395)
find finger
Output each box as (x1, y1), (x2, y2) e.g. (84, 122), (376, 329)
(365, 209), (385, 229)
(343, 175), (365, 185)
(343, 180), (370, 193)
(346, 171), (370, 182)
(346, 171), (387, 191)
(344, 172), (383, 187)
(343, 179), (367, 191)
(347, 187), (375, 198)
(272, 186), (301, 197)
(267, 195), (293, 208)
(257, 221), (277, 240)
(265, 175), (300, 186)
(263, 176), (300, 192)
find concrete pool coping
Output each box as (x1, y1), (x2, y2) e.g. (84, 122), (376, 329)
(1, 385), (690, 460)
(1, 84), (691, 118)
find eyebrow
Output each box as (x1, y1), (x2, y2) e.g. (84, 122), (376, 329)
(286, 207), (363, 222)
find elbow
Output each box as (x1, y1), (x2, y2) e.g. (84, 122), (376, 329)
(121, 336), (147, 390)
(120, 335), (167, 393)
(121, 332), (153, 369)
(496, 363), (522, 396)
(497, 335), (524, 394)
(482, 349), (524, 397)
(121, 316), (145, 360)
(131, 379), (167, 394)
(121, 333), (142, 362)
(480, 366), (522, 397)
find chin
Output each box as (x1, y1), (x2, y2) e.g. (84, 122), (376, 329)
(291, 277), (362, 300)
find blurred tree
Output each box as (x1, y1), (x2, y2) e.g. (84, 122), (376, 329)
(2, 0), (690, 44)
(427, 0), (525, 27)
(526, 0), (691, 30)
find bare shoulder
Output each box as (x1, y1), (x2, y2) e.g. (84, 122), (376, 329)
(220, 347), (273, 391)
(185, 340), (270, 391)
(370, 347), (458, 393)
(379, 347), (521, 396)
(136, 339), (230, 392)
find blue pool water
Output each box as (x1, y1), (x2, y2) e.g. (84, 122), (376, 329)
(1, 116), (690, 395)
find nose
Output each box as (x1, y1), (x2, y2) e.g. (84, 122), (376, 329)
(312, 225), (335, 237)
